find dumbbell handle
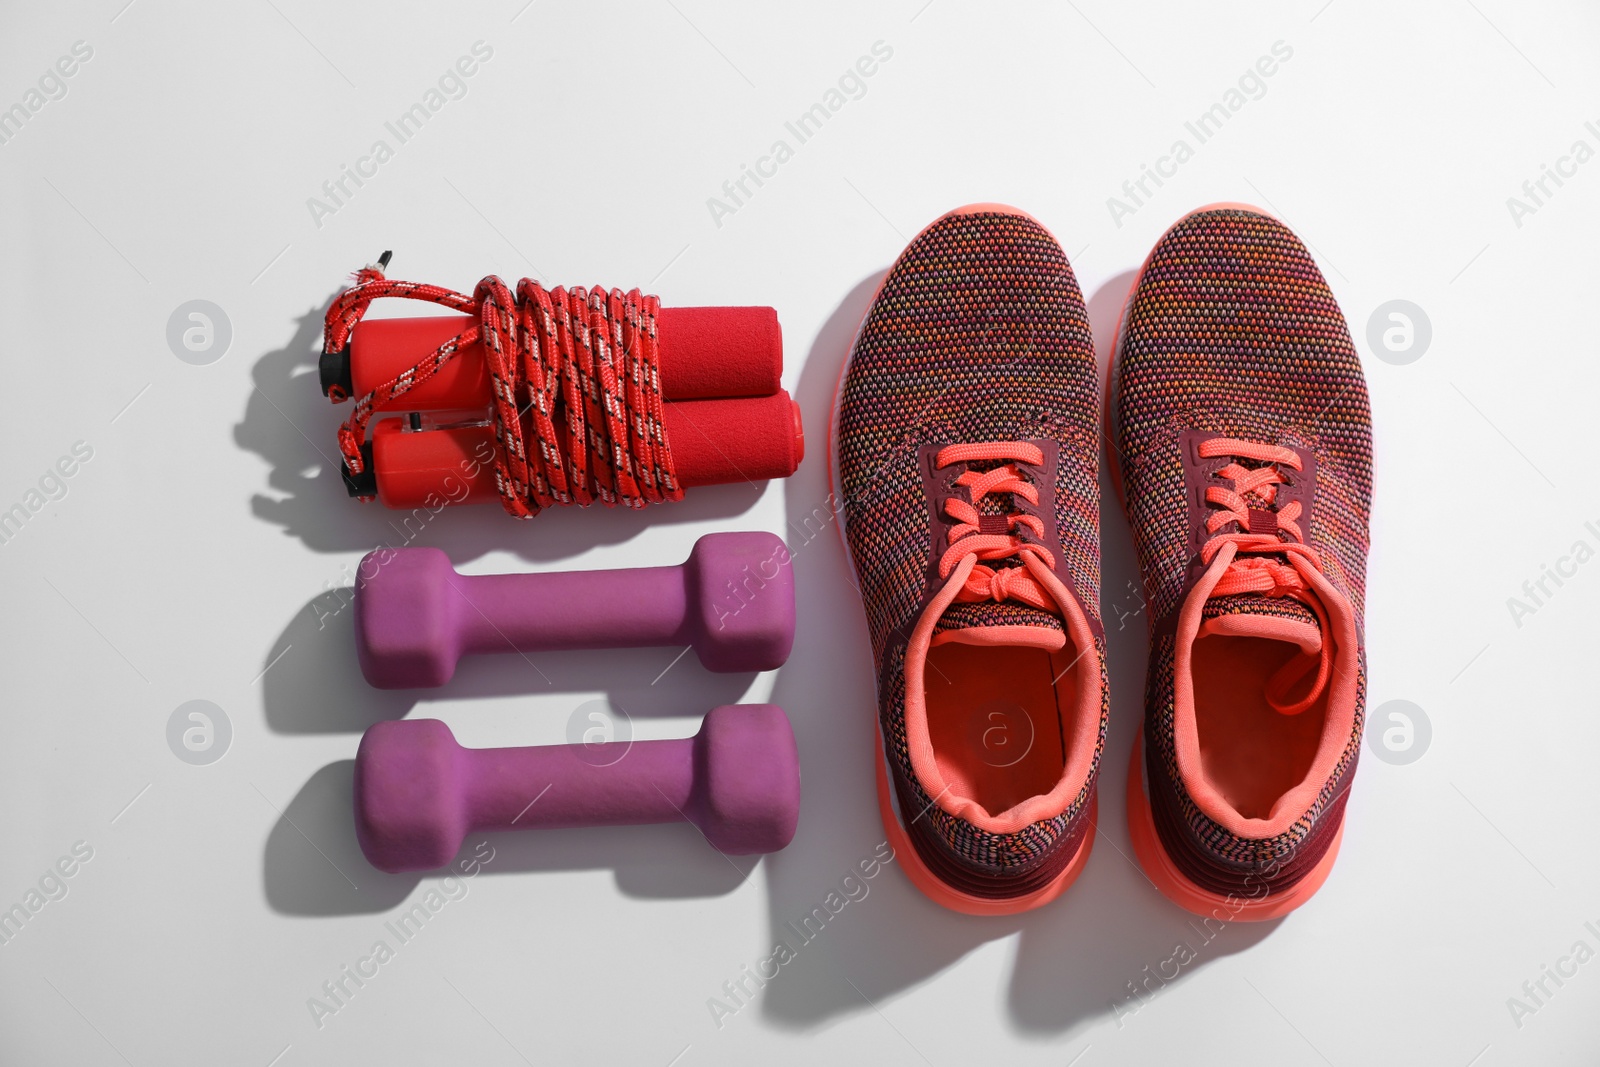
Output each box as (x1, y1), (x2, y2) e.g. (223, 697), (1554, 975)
(460, 737), (694, 832)
(356, 706), (798, 870)
(356, 532), (792, 687)
(452, 565), (695, 655)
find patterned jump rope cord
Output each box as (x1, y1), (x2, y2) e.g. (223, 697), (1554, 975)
(322, 254), (683, 518)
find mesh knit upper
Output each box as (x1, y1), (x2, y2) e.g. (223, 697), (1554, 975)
(837, 208), (1107, 884)
(1114, 207), (1373, 886)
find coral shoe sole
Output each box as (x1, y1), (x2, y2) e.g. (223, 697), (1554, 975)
(1124, 735), (1341, 920)
(876, 726), (1097, 916)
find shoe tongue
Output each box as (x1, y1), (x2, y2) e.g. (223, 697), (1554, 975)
(1198, 593), (1321, 653)
(931, 601), (1066, 651)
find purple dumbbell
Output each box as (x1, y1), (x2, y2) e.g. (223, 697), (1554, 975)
(353, 704), (801, 872)
(353, 531), (794, 688)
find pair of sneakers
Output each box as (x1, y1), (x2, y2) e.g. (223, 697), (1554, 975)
(831, 203), (1372, 918)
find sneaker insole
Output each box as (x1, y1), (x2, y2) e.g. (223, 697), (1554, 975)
(923, 642), (1078, 818)
(1191, 634), (1328, 821)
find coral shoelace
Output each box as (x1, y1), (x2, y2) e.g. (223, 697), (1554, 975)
(322, 258), (682, 517)
(1196, 437), (1330, 715)
(934, 443), (1060, 612)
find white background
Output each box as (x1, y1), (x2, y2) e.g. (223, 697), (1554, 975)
(1, 1), (1597, 1064)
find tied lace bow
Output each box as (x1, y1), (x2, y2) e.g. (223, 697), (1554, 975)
(934, 443), (1057, 613)
(1195, 437), (1331, 716)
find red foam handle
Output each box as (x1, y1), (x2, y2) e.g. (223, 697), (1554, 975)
(350, 306), (782, 412)
(369, 392), (803, 510)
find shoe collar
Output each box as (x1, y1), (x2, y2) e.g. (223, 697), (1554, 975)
(1170, 542), (1363, 838)
(898, 489), (1103, 835)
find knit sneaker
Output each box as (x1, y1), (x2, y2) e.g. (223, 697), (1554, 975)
(1111, 204), (1373, 919)
(832, 204), (1107, 915)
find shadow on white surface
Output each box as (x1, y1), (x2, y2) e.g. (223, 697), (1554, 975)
(263, 761), (756, 917)
(263, 760), (420, 915)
